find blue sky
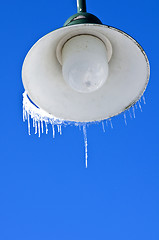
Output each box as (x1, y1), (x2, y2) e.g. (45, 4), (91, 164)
(0, 0), (159, 239)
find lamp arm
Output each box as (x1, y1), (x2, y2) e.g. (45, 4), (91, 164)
(77, 0), (87, 13)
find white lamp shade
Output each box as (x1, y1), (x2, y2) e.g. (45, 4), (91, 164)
(22, 24), (150, 122)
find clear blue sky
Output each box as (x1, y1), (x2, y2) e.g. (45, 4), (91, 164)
(0, 0), (158, 239)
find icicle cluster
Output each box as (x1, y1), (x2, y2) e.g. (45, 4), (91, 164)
(23, 91), (88, 166)
(23, 92), (66, 137)
(23, 91), (146, 168)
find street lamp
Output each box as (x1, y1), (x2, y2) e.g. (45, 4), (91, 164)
(22, 0), (150, 167)
(22, 0), (149, 123)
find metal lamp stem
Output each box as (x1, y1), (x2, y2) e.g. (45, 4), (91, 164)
(77, 0), (87, 13)
(64, 0), (102, 26)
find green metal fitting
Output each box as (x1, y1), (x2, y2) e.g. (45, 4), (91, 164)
(77, 0), (87, 13)
(64, 12), (102, 26)
(63, 0), (102, 27)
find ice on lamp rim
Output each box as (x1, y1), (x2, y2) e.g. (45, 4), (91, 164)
(23, 91), (146, 168)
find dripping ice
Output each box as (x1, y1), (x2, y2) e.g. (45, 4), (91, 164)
(23, 91), (146, 167)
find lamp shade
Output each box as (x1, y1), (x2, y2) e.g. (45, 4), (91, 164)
(22, 24), (150, 123)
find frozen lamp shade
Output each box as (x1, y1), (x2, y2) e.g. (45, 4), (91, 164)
(62, 35), (109, 93)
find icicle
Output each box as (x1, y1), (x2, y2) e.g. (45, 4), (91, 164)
(128, 109), (132, 119)
(23, 107), (27, 122)
(33, 118), (35, 128)
(135, 104), (138, 109)
(132, 105), (136, 118)
(23, 92), (66, 134)
(59, 125), (62, 135)
(41, 120), (44, 134)
(57, 125), (60, 133)
(102, 121), (105, 133)
(109, 119), (113, 129)
(83, 125), (88, 168)
(124, 113), (127, 126)
(27, 112), (31, 135)
(35, 120), (37, 134)
(106, 120), (108, 127)
(52, 123), (55, 138)
(142, 95), (146, 104)
(38, 121), (41, 137)
(45, 121), (48, 134)
(23, 105), (25, 122)
(138, 101), (143, 112)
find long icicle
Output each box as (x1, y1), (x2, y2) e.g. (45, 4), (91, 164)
(83, 125), (88, 168)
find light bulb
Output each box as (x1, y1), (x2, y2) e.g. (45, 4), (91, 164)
(62, 35), (109, 93)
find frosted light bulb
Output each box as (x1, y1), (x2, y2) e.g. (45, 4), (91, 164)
(62, 35), (109, 93)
